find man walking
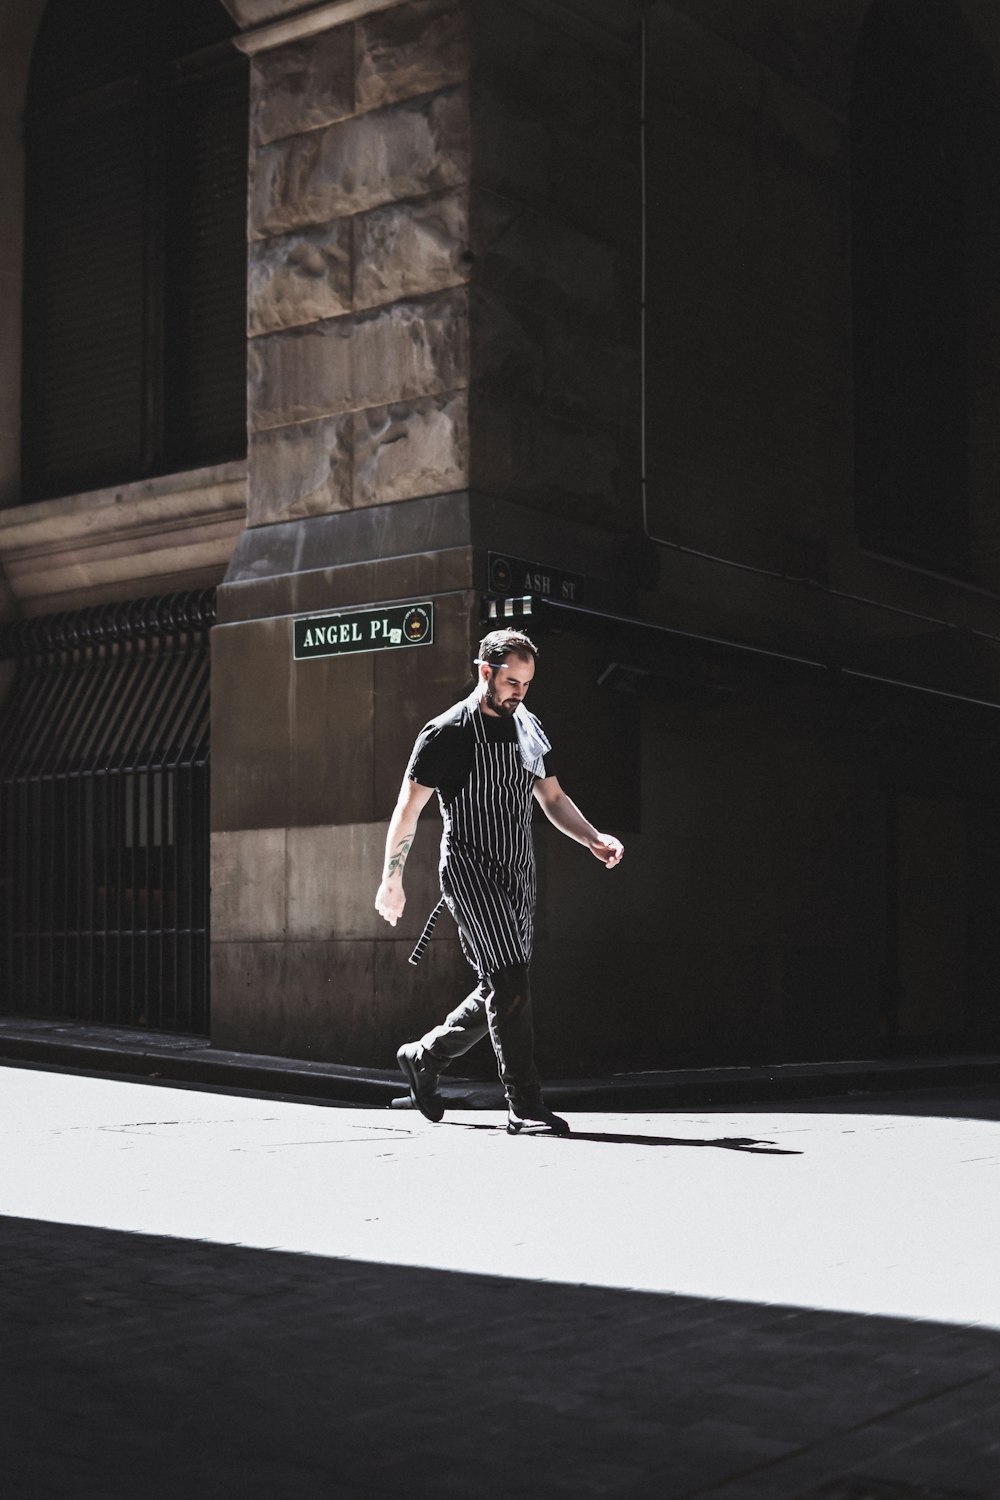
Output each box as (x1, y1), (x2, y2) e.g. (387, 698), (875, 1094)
(374, 628), (624, 1135)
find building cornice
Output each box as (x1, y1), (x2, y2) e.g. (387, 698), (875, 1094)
(229, 0), (638, 56)
(0, 462), (248, 616)
(232, 0), (400, 55)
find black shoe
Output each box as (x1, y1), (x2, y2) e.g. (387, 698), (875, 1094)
(506, 1101), (571, 1136)
(396, 1043), (445, 1123)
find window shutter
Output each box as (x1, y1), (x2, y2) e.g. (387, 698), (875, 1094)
(164, 61), (249, 471)
(29, 0), (149, 102)
(22, 1), (247, 504)
(23, 92), (148, 500)
(162, 0), (237, 59)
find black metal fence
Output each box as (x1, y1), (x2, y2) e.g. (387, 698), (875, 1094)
(0, 591), (213, 1034)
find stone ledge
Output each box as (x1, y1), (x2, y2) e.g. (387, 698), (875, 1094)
(0, 462), (248, 615)
(227, 0), (639, 56)
(232, 0), (401, 55)
(0, 462), (247, 549)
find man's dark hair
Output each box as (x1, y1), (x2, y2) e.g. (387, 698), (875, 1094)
(476, 628), (538, 669)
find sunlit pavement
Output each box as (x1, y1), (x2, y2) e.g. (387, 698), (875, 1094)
(3, 1065), (1000, 1499)
(4, 1066), (1000, 1327)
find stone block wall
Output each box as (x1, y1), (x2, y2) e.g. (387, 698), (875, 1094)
(243, 0), (641, 534)
(245, 1), (473, 529)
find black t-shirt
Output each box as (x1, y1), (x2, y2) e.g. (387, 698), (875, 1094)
(406, 709), (555, 801)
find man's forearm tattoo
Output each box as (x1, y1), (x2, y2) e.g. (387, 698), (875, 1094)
(386, 837), (412, 878)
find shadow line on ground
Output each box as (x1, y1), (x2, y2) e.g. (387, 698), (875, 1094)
(447, 1123), (802, 1154)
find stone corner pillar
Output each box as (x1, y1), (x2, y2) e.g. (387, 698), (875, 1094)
(211, 0), (642, 1069)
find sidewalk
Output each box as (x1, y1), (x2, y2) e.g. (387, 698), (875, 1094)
(2, 1015), (1000, 1109)
(3, 1064), (1000, 1499)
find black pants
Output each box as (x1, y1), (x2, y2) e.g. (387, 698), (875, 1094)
(415, 962), (542, 1105)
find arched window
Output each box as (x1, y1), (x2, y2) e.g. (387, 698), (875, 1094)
(851, 0), (1000, 578)
(21, 0), (248, 503)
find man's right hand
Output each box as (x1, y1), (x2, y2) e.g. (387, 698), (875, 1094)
(375, 878), (406, 927)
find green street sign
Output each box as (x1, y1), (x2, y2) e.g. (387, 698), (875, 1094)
(293, 602), (434, 661)
(488, 551), (585, 602)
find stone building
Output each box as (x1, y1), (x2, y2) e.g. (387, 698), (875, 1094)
(2, 0), (999, 1074)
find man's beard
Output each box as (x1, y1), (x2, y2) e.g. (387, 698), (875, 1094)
(485, 678), (518, 716)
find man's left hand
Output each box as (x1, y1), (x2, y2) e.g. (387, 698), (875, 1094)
(590, 834), (624, 868)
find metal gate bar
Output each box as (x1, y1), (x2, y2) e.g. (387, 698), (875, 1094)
(0, 591), (214, 1033)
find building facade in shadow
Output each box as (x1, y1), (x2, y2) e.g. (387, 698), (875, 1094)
(2, 0), (1000, 1073)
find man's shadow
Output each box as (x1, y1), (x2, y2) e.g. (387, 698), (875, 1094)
(448, 1123), (801, 1155)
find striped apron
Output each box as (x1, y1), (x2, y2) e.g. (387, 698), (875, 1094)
(409, 704), (538, 979)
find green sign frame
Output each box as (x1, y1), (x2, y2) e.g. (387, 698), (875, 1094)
(293, 602), (434, 661)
